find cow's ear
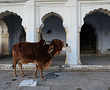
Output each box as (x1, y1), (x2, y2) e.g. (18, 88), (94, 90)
(48, 45), (54, 54)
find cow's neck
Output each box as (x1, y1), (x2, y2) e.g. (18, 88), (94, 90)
(50, 49), (57, 57)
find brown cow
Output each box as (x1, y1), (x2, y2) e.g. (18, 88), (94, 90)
(12, 39), (64, 80)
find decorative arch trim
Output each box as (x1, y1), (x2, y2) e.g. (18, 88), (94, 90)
(0, 10), (19, 20)
(85, 8), (110, 19)
(41, 12), (63, 23)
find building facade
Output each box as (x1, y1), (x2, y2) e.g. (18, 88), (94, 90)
(0, 0), (110, 66)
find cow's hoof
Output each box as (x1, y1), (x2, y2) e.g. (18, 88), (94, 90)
(34, 75), (38, 79)
(13, 75), (17, 77)
(41, 76), (46, 81)
(22, 74), (25, 77)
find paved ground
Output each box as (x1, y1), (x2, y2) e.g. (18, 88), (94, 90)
(0, 70), (110, 90)
(1, 55), (110, 90)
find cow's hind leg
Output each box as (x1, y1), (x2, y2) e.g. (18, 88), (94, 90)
(39, 66), (45, 80)
(13, 57), (17, 77)
(18, 62), (24, 77)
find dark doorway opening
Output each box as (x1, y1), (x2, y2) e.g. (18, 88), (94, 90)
(80, 23), (97, 55)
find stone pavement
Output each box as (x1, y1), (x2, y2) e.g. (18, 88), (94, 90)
(0, 70), (110, 90)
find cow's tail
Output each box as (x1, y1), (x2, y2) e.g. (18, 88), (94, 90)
(12, 45), (18, 69)
(12, 47), (15, 69)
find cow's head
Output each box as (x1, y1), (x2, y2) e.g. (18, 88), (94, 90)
(50, 39), (64, 56)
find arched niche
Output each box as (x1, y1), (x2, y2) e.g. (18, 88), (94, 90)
(80, 8), (110, 65)
(41, 12), (66, 42)
(40, 12), (66, 66)
(0, 20), (8, 56)
(0, 10), (26, 57)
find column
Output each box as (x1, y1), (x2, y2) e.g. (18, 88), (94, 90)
(0, 26), (2, 55)
(66, 0), (80, 65)
(24, 0), (36, 42)
(36, 3), (40, 42)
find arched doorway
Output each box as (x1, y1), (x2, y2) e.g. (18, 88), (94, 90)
(80, 8), (110, 65)
(0, 11), (26, 64)
(40, 12), (66, 66)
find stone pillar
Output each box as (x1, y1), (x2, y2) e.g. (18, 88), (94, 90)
(36, 3), (40, 42)
(24, 0), (37, 42)
(66, 0), (80, 65)
(0, 26), (2, 55)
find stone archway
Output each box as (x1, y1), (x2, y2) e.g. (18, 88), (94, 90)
(0, 10), (26, 57)
(80, 8), (110, 65)
(40, 12), (66, 66)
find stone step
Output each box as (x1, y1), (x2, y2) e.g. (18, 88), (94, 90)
(1, 64), (110, 72)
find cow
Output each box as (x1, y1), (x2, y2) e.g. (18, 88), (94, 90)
(12, 39), (64, 80)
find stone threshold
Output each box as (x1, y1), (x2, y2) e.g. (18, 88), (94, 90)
(1, 64), (110, 72)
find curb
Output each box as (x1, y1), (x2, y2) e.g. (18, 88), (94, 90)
(1, 64), (110, 72)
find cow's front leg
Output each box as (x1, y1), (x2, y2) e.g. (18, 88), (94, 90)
(34, 64), (38, 78)
(13, 57), (17, 77)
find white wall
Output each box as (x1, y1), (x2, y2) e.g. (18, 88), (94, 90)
(0, 3), (25, 24)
